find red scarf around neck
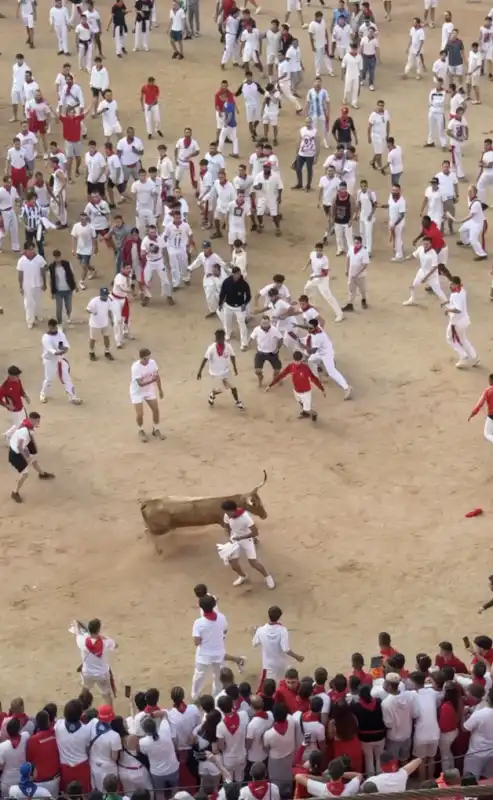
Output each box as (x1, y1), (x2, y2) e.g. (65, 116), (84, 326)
(174, 702), (187, 713)
(328, 689), (346, 703)
(381, 759), (398, 773)
(203, 611), (217, 621)
(231, 508), (245, 518)
(326, 780), (345, 796)
(248, 781), (269, 800)
(216, 342), (225, 356)
(145, 705), (160, 713)
(255, 710), (269, 719)
(273, 720), (288, 735)
(223, 711), (240, 735)
(358, 697), (376, 711)
(312, 685), (325, 695)
(85, 636), (104, 657)
(302, 710), (320, 722)
(296, 697), (310, 713)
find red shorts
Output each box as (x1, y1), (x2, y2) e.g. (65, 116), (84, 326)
(29, 118), (47, 135)
(60, 761), (91, 793)
(11, 167), (28, 190)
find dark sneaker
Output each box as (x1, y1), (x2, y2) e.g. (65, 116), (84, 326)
(341, 303), (354, 311)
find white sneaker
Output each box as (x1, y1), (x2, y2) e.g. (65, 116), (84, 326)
(391, 256), (403, 262)
(344, 386), (353, 400)
(39, 393), (47, 403)
(70, 397), (82, 405)
(335, 314), (344, 323)
(255, 4), (261, 12)
(265, 575), (276, 589)
(237, 656), (247, 672)
(233, 575), (247, 586)
(402, 299), (415, 306)
(472, 357), (481, 367)
(323, 139), (329, 149)
(455, 358), (469, 369)
(369, 85), (375, 91)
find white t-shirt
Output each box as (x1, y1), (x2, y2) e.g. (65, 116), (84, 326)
(54, 720), (91, 766)
(341, 52), (363, 77)
(7, 147), (28, 170)
(117, 136), (144, 166)
(360, 35), (378, 55)
(298, 127), (317, 157)
(319, 175), (340, 205)
(0, 734), (30, 789)
(85, 151), (107, 184)
(12, 62), (30, 91)
(97, 99), (119, 127)
(425, 186), (444, 217)
(464, 706), (493, 757)
(216, 710), (249, 766)
(387, 194), (406, 224)
(107, 153), (123, 184)
(175, 137), (200, 165)
(413, 688), (440, 743)
(429, 89), (446, 112)
(469, 197), (485, 225)
(435, 170), (457, 200)
(263, 715), (298, 759)
(441, 20), (454, 49)
(167, 705), (201, 749)
(16, 254), (46, 289)
(364, 770), (408, 794)
(17, 131), (37, 161)
(409, 25), (425, 53)
(130, 358), (159, 401)
(87, 719), (121, 767)
(132, 178), (157, 211)
(347, 246), (370, 278)
(357, 189), (376, 221)
(75, 22), (92, 41)
(139, 719), (179, 775)
(250, 325), (283, 353)
(164, 221), (192, 250)
(252, 622), (290, 673)
(387, 145), (403, 175)
(468, 50), (482, 74)
(169, 6), (186, 30)
(142, 234), (165, 261)
(432, 59), (448, 81)
(41, 330), (70, 360)
(71, 222), (96, 255)
(286, 44), (302, 70)
(84, 8), (101, 33)
(448, 116), (468, 144)
(9, 427), (31, 454)
(368, 109), (390, 139)
(192, 612), (228, 664)
(413, 245), (438, 273)
(204, 341), (235, 377)
(226, 509), (255, 541)
(90, 65), (110, 91)
(245, 712), (273, 762)
(76, 633), (116, 676)
(87, 296), (112, 328)
(84, 200), (111, 231)
(448, 286), (470, 327)
(306, 778), (361, 798)
(308, 19), (327, 48)
(309, 251), (329, 278)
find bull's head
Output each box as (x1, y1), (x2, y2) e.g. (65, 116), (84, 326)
(244, 470), (268, 519)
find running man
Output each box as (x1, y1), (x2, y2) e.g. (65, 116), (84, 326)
(130, 348), (165, 442)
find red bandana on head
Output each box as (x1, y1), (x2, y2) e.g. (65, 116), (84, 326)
(223, 711), (240, 735)
(85, 637), (103, 657)
(248, 782), (269, 800)
(273, 720), (288, 735)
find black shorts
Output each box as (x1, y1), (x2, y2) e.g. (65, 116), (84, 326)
(254, 352), (282, 371)
(107, 178), (127, 193)
(87, 181), (106, 197)
(9, 439), (36, 473)
(91, 87), (102, 98)
(323, 204), (332, 216)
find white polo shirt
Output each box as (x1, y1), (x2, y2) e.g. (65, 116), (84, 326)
(87, 296), (112, 328)
(216, 710), (249, 765)
(117, 136), (144, 166)
(192, 611), (228, 664)
(246, 712), (273, 762)
(387, 145), (403, 174)
(17, 254), (46, 289)
(250, 325), (283, 353)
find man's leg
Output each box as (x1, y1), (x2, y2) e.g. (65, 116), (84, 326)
(191, 662), (209, 700)
(234, 307), (248, 348)
(323, 353), (350, 391)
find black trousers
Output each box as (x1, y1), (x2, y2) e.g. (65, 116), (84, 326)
(295, 155), (314, 188)
(25, 228), (45, 258)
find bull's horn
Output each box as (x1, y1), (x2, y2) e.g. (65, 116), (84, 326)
(252, 470), (267, 492)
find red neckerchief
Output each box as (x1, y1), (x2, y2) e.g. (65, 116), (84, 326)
(20, 419), (34, 430)
(223, 711), (240, 735)
(354, 245), (362, 253)
(85, 637), (104, 657)
(9, 733), (21, 749)
(326, 780), (345, 796)
(359, 697), (376, 711)
(381, 759), (399, 773)
(302, 710), (321, 722)
(248, 781), (269, 800)
(273, 720), (288, 735)
(380, 646), (396, 659)
(10, 712), (29, 730)
(328, 689), (346, 703)
(231, 508), (245, 518)
(339, 115), (349, 129)
(144, 705), (160, 713)
(255, 711), (269, 719)
(183, 136), (192, 148)
(296, 697), (310, 713)
(216, 342), (225, 356)
(472, 675), (486, 687)
(174, 701), (187, 713)
(312, 685), (325, 695)
(203, 611), (217, 621)
(451, 285), (462, 293)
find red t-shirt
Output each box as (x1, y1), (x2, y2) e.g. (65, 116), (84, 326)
(274, 680), (299, 714)
(60, 115), (84, 143)
(434, 654), (469, 674)
(271, 363), (324, 394)
(215, 89), (235, 111)
(472, 649), (493, 666)
(423, 222), (445, 253)
(349, 669), (373, 686)
(438, 701), (458, 733)
(141, 84), (159, 105)
(26, 730), (60, 780)
(0, 378), (25, 412)
(222, 0), (235, 17)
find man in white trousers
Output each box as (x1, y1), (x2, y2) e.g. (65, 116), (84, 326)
(356, 179), (377, 256)
(383, 184), (406, 261)
(218, 267), (251, 350)
(188, 240), (228, 318)
(49, 0), (70, 55)
(308, 11), (334, 77)
(444, 275), (479, 368)
(302, 242), (344, 322)
(450, 184), (488, 260)
(277, 54), (303, 114)
(404, 17), (425, 79)
(304, 318), (352, 399)
(402, 237), (447, 306)
(17, 242), (46, 329)
(0, 366), (30, 441)
(218, 97), (239, 157)
(110, 264), (135, 347)
(343, 236), (370, 312)
(141, 225), (174, 305)
(447, 106), (468, 181)
(0, 176), (20, 253)
(477, 138), (493, 207)
(163, 208), (195, 288)
(140, 77), (163, 140)
(426, 82), (447, 149)
(341, 44), (362, 109)
(304, 78), (329, 146)
(40, 319), (82, 404)
(191, 594), (228, 700)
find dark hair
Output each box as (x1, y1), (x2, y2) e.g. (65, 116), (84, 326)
(111, 715), (128, 739)
(194, 583), (208, 598)
(239, 682), (251, 700)
(43, 703), (57, 723)
(314, 667), (328, 685)
(409, 671), (426, 689)
(64, 699), (83, 724)
(331, 674), (347, 693)
(417, 654), (432, 673)
(199, 595), (216, 614)
(142, 716), (158, 740)
(78, 688), (93, 711)
(474, 635), (492, 650)
(272, 703), (288, 723)
(88, 618), (101, 635)
(358, 684), (372, 703)
(387, 653), (405, 670)
(35, 710), (50, 732)
(102, 775), (119, 793)
(66, 783), (83, 800)
(443, 681), (461, 712)
(310, 696), (323, 714)
(6, 718), (20, 738)
(145, 688), (159, 707)
(262, 679), (276, 697)
(268, 606), (282, 622)
(348, 675), (361, 693)
(217, 695), (233, 715)
(199, 709), (221, 743)
(199, 695), (215, 714)
(285, 668), (299, 680)
(134, 692), (146, 712)
(332, 703), (358, 740)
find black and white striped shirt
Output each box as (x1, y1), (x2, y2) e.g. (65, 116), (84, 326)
(20, 201), (42, 232)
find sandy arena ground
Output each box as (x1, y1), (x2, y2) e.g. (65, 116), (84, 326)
(0, 0), (492, 709)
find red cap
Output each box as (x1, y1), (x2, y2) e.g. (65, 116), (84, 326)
(98, 705), (115, 722)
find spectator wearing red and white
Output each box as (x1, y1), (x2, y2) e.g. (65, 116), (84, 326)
(378, 632), (397, 667)
(139, 716), (180, 794)
(274, 668), (300, 714)
(6, 139), (29, 197)
(295, 696), (325, 762)
(263, 704), (300, 796)
(240, 760), (280, 800)
(26, 709), (60, 796)
(361, 751), (421, 794)
(0, 366), (30, 441)
(349, 654), (373, 687)
(0, 700), (34, 742)
(463, 686), (493, 778)
(140, 77), (163, 140)
(54, 699), (91, 792)
(253, 606), (305, 687)
(87, 705), (120, 790)
(245, 695), (273, 774)
(381, 672), (418, 764)
(216, 694), (249, 781)
(435, 641), (469, 674)
(470, 635), (493, 668)
(294, 755), (362, 798)
(168, 686), (201, 788)
(409, 671), (440, 782)
(438, 681), (461, 771)
(0, 719), (31, 798)
(126, 691), (147, 737)
(350, 685), (386, 777)
(191, 596), (228, 701)
(328, 675), (348, 706)
(312, 667), (331, 725)
(75, 618), (117, 706)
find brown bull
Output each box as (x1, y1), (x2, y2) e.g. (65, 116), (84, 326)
(140, 471), (268, 543)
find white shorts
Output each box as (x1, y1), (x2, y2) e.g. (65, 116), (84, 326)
(245, 103), (261, 123)
(103, 121), (123, 137)
(82, 674), (112, 697)
(267, 52), (278, 65)
(216, 110), (224, 129)
(262, 110), (279, 125)
(256, 197), (277, 216)
(131, 391), (158, 405)
(469, 73), (480, 86)
(89, 325), (110, 337)
(22, 12), (34, 26)
(371, 135), (384, 155)
(210, 369), (231, 382)
(448, 64), (464, 76)
(286, 0), (301, 10)
(237, 537), (257, 559)
(413, 741), (439, 759)
(424, 0), (437, 8)
(11, 89), (24, 105)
